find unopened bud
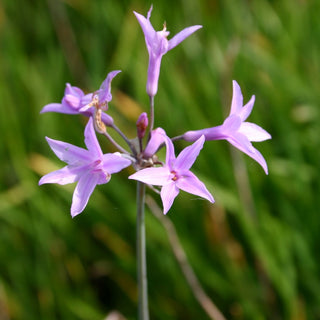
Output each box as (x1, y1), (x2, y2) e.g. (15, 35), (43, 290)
(136, 112), (149, 139)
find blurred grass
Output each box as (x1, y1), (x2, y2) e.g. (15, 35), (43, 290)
(1, 0), (320, 319)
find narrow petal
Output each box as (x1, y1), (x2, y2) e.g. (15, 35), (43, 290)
(129, 167), (170, 186)
(239, 122), (271, 142)
(168, 25), (202, 51)
(163, 135), (176, 169)
(46, 137), (91, 165)
(40, 103), (78, 114)
(222, 114), (242, 134)
(133, 10), (156, 52)
(102, 153), (131, 174)
(143, 127), (166, 158)
(71, 173), (100, 217)
(161, 182), (180, 214)
(227, 136), (269, 174)
(226, 132), (255, 154)
(175, 136), (205, 171)
(84, 118), (103, 157)
(176, 171), (214, 203)
(98, 70), (121, 103)
(239, 95), (255, 121)
(39, 166), (81, 185)
(230, 80), (243, 115)
(183, 126), (225, 142)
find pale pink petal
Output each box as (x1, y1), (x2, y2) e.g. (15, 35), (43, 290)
(133, 9), (156, 53)
(102, 153), (131, 174)
(163, 135), (176, 169)
(227, 136), (269, 174)
(183, 126), (225, 142)
(239, 122), (271, 142)
(46, 137), (91, 165)
(40, 103), (78, 114)
(39, 166), (81, 185)
(230, 80), (243, 115)
(71, 172), (100, 217)
(143, 128), (166, 158)
(161, 182), (180, 214)
(239, 95), (255, 121)
(175, 136), (204, 171)
(168, 25), (202, 51)
(98, 70), (121, 103)
(84, 118), (103, 157)
(226, 132), (255, 154)
(176, 172), (214, 203)
(129, 167), (170, 186)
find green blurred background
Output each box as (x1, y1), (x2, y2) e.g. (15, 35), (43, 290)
(1, 0), (320, 319)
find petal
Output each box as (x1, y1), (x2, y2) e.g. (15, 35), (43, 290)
(40, 103), (79, 114)
(168, 25), (202, 51)
(133, 9), (156, 53)
(222, 114), (242, 134)
(161, 182), (180, 214)
(98, 70), (121, 103)
(239, 122), (271, 142)
(129, 167), (170, 186)
(176, 171), (214, 203)
(39, 166), (81, 185)
(226, 136), (269, 174)
(239, 95), (255, 121)
(230, 80), (243, 115)
(226, 132), (255, 154)
(163, 135), (176, 169)
(175, 135), (205, 171)
(143, 127), (166, 158)
(102, 153), (131, 174)
(80, 93), (94, 108)
(64, 83), (84, 98)
(71, 172), (100, 217)
(46, 137), (91, 165)
(183, 126), (225, 142)
(84, 118), (103, 157)
(100, 111), (114, 126)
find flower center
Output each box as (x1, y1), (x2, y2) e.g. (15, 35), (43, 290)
(171, 170), (179, 181)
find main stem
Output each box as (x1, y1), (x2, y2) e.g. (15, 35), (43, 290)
(136, 181), (149, 320)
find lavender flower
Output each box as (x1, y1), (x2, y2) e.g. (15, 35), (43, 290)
(40, 70), (121, 127)
(39, 118), (131, 217)
(129, 132), (214, 214)
(134, 6), (202, 97)
(183, 80), (271, 174)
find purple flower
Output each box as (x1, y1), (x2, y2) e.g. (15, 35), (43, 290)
(183, 80), (271, 174)
(40, 71), (121, 127)
(129, 132), (214, 214)
(134, 6), (202, 97)
(39, 118), (131, 217)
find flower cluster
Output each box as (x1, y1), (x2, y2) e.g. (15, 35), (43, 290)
(39, 6), (271, 217)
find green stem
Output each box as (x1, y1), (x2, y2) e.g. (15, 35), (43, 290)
(149, 96), (155, 133)
(136, 181), (149, 320)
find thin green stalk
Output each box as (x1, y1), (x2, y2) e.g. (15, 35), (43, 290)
(149, 96), (155, 133)
(136, 181), (149, 320)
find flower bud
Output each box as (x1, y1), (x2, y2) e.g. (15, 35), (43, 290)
(136, 112), (149, 139)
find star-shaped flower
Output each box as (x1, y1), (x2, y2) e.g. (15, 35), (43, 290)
(129, 131), (214, 214)
(134, 6), (202, 97)
(40, 70), (121, 127)
(39, 118), (131, 217)
(183, 80), (271, 174)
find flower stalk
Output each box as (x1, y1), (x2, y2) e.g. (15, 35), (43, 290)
(136, 181), (149, 320)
